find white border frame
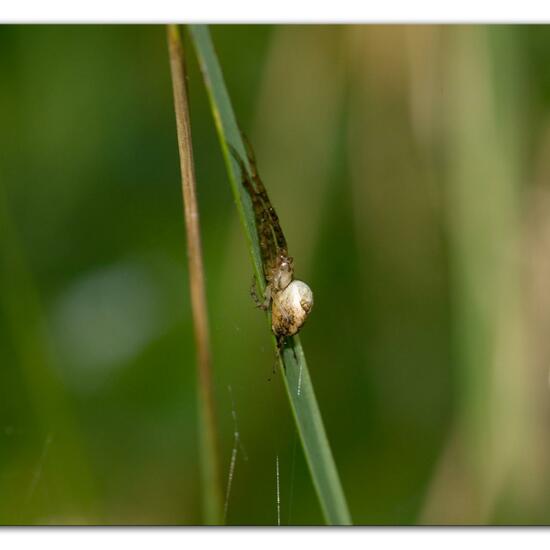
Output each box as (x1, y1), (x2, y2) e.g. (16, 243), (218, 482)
(1, 0), (550, 23)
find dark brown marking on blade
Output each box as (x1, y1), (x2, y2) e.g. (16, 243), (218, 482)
(240, 133), (288, 257)
(228, 143), (279, 279)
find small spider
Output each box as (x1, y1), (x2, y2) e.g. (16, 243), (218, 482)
(229, 135), (313, 351)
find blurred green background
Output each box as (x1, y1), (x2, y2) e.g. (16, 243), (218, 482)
(1, 24), (550, 525)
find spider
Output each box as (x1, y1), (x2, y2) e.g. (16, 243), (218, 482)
(229, 135), (313, 351)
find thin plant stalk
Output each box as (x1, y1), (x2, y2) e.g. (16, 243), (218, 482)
(167, 24), (223, 525)
(188, 24), (352, 525)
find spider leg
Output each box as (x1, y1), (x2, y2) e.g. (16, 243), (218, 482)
(276, 334), (287, 369)
(249, 275), (261, 306)
(261, 285), (272, 310)
(250, 274), (273, 312)
(240, 132), (257, 169)
(250, 275), (269, 309)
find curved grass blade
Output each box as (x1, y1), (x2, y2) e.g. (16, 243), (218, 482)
(187, 24), (352, 526)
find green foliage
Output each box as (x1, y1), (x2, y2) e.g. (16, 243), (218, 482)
(1, 24), (549, 526)
(188, 24), (352, 526)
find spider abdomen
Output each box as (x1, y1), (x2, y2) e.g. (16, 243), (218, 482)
(271, 280), (314, 338)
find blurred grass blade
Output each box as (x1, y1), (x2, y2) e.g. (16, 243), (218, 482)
(0, 184), (98, 523)
(188, 24), (352, 525)
(445, 26), (526, 519)
(167, 25), (223, 525)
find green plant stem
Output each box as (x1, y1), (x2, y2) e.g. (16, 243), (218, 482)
(167, 24), (223, 525)
(188, 24), (352, 525)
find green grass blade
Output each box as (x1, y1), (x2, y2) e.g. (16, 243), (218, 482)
(188, 24), (352, 526)
(0, 184), (98, 523)
(445, 26), (526, 520)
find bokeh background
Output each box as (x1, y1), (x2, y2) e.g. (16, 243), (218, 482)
(1, 24), (550, 525)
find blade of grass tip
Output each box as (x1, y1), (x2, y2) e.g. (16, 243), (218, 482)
(188, 24), (352, 525)
(167, 24), (223, 525)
